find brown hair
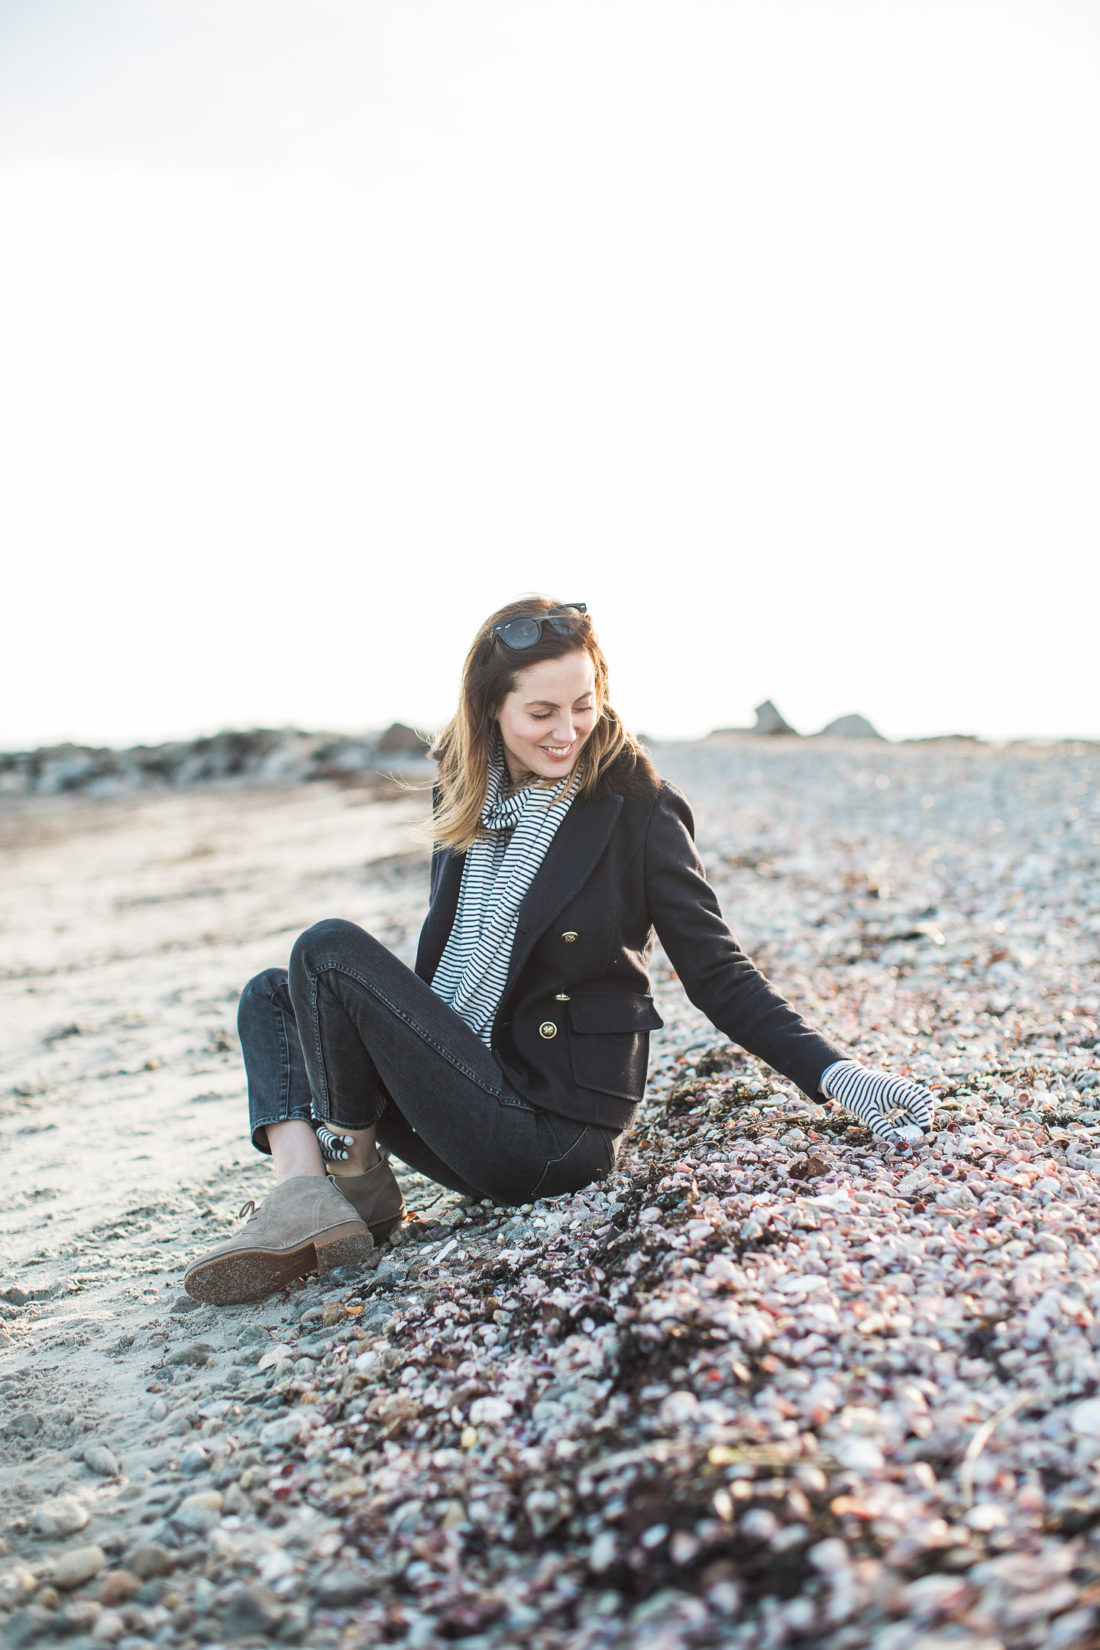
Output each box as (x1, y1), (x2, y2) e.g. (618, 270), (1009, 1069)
(429, 595), (656, 851)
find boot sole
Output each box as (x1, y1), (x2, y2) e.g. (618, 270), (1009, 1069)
(183, 1221), (375, 1306)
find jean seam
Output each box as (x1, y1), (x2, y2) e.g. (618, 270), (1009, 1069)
(306, 958), (507, 1110)
(528, 1124), (591, 1202)
(272, 984), (292, 1118)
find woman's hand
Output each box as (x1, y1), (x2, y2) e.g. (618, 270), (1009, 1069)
(819, 1059), (935, 1145)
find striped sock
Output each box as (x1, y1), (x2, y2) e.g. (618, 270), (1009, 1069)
(314, 1122), (354, 1162)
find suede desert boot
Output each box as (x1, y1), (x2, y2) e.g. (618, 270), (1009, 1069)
(327, 1157), (406, 1242)
(183, 1176), (374, 1306)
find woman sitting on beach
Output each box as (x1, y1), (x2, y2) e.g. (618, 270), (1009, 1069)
(184, 598), (935, 1305)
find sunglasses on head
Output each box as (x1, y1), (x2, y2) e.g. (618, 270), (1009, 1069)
(491, 604), (588, 651)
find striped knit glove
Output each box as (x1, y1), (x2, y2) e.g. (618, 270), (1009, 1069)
(819, 1059), (935, 1145)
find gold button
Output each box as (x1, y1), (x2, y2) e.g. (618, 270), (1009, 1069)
(538, 1021), (558, 1040)
(560, 931), (579, 944)
(554, 992), (571, 1001)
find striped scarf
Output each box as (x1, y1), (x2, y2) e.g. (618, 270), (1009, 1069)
(430, 740), (580, 1046)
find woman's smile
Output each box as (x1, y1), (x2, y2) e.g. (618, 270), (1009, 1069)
(494, 653), (598, 787)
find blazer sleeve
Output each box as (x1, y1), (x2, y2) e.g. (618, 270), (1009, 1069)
(644, 783), (847, 1102)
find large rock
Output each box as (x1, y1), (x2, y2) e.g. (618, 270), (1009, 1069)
(376, 721), (430, 755)
(751, 700), (799, 737)
(816, 713), (885, 740)
(708, 699), (800, 740)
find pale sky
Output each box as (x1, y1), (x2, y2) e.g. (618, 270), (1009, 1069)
(2, 0), (1097, 750)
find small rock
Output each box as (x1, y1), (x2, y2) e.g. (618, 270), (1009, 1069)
(52, 1545), (107, 1590)
(588, 1531), (618, 1573)
(165, 1342), (214, 1367)
(218, 1582), (285, 1637)
(1069, 1399), (1100, 1438)
(808, 1539), (851, 1574)
(5, 1605), (57, 1649)
(33, 1495), (89, 1537)
(177, 1445), (210, 1476)
(147, 1401), (169, 1422)
(833, 1436), (885, 1472)
(0, 1565), (36, 1609)
(97, 1570), (142, 1605)
(82, 1445), (120, 1478)
(127, 1546), (175, 1581)
(257, 1343), (297, 1371)
(659, 1391), (700, 1426)
(314, 1568), (371, 1607)
(169, 1295), (201, 1315)
(468, 1397), (513, 1426)
(171, 1491), (223, 1534)
(258, 1415), (303, 1448)
(91, 1607), (126, 1642)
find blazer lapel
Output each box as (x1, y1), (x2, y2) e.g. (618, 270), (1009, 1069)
(414, 849), (463, 982)
(502, 792), (623, 999)
(415, 791), (623, 993)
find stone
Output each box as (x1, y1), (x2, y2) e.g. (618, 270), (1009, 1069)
(816, 713), (884, 740)
(376, 721), (427, 754)
(258, 1415), (303, 1448)
(751, 699), (799, 737)
(33, 1495), (90, 1537)
(218, 1582), (285, 1637)
(91, 1608), (126, 1642)
(833, 1436), (885, 1472)
(1069, 1399), (1100, 1438)
(468, 1397), (513, 1426)
(0, 1565), (36, 1609)
(97, 1570), (142, 1605)
(171, 1491), (223, 1534)
(52, 1545), (107, 1590)
(126, 1546), (175, 1581)
(257, 1343), (297, 1371)
(314, 1568), (371, 1607)
(82, 1444), (120, 1478)
(165, 1342), (214, 1367)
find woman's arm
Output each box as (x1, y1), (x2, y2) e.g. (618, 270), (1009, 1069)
(643, 783), (848, 1102)
(644, 785), (935, 1138)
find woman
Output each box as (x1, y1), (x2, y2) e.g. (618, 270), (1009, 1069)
(184, 598), (934, 1306)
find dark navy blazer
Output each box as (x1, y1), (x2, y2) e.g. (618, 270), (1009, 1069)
(414, 778), (846, 1131)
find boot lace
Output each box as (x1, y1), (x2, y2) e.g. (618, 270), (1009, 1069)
(238, 1200), (258, 1223)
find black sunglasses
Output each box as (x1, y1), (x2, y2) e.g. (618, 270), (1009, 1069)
(491, 604), (588, 651)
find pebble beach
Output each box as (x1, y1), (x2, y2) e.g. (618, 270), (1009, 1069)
(1, 735), (1098, 1650)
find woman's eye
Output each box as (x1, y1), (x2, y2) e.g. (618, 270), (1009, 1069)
(530, 713), (552, 721)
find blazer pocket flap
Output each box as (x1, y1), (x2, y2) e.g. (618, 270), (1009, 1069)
(568, 995), (664, 1035)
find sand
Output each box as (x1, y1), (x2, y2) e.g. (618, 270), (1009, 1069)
(1, 740), (1098, 1649)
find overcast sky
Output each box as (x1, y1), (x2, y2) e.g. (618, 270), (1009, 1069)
(2, 0), (1097, 749)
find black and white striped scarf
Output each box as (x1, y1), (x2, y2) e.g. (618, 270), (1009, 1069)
(430, 740), (580, 1045)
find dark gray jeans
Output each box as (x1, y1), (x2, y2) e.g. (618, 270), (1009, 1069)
(239, 918), (619, 1206)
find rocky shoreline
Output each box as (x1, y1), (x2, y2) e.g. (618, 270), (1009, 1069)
(1, 739), (1098, 1649)
(0, 725), (433, 800)
(7, 707), (1093, 801)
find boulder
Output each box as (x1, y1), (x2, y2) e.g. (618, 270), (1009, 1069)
(816, 713), (885, 741)
(751, 700), (799, 737)
(376, 722), (430, 755)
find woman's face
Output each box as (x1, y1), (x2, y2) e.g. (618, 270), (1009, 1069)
(493, 651), (599, 787)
